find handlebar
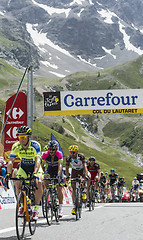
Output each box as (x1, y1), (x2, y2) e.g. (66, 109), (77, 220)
(6, 176), (38, 190)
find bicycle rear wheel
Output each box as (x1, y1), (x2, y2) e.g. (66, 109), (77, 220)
(45, 189), (53, 225)
(16, 192), (26, 240)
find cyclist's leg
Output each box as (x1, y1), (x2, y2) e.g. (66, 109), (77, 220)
(16, 167), (27, 199)
(35, 165), (44, 205)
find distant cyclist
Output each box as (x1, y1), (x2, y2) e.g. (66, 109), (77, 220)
(6, 126), (43, 220)
(117, 177), (125, 196)
(42, 140), (64, 217)
(86, 156), (101, 206)
(108, 169), (118, 195)
(131, 177), (140, 198)
(66, 145), (90, 215)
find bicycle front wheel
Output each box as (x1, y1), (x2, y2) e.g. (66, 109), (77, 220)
(79, 190), (82, 218)
(16, 192), (26, 240)
(75, 189), (79, 221)
(91, 187), (95, 210)
(54, 198), (59, 222)
(41, 189), (46, 218)
(29, 208), (36, 235)
(88, 187), (92, 211)
(45, 189), (53, 225)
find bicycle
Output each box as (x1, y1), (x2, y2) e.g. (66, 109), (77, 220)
(88, 180), (96, 211)
(71, 177), (83, 221)
(118, 186), (123, 203)
(44, 178), (60, 225)
(7, 176), (38, 240)
(111, 183), (116, 203)
(99, 183), (105, 203)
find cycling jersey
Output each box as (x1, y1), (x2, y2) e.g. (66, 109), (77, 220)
(109, 173), (118, 185)
(87, 162), (100, 180)
(100, 176), (106, 184)
(66, 153), (85, 170)
(10, 140), (41, 176)
(42, 150), (63, 177)
(118, 178), (125, 187)
(132, 180), (139, 190)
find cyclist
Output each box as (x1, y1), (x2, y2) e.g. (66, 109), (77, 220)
(86, 156), (101, 204)
(131, 177), (140, 199)
(66, 145), (90, 215)
(104, 172), (109, 198)
(0, 158), (7, 190)
(42, 140), (64, 217)
(108, 169), (118, 196)
(117, 177), (125, 197)
(6, 126), (43, 220)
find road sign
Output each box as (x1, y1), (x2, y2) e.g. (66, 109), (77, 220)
(4, 92), (27, 166)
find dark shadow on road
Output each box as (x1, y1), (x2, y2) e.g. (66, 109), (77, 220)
(0, 236), (31, 240)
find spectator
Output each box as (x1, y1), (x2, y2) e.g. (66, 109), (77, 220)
(0, 157), (7, 191)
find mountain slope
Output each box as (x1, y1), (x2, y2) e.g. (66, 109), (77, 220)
(1, 0), (143, 77)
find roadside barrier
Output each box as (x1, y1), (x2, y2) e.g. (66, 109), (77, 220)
(0, 181), (16, 210)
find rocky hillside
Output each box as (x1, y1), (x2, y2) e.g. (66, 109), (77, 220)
(0, 0), (143, 77)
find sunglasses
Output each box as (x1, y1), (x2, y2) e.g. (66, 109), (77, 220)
(18, 135), (28, 139)
(48, 148), (56, 151)
(70, 151), (77, 154)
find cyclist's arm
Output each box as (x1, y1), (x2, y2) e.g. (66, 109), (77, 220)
(83, 162), (88, 177)
(65, 156), (70, 177)
(58, 161), (63, 176)
(97, 169), (101, 182)
(33, 156), (41, 174)
(7, 156), (15, 174)
(116, 176), (119, 184)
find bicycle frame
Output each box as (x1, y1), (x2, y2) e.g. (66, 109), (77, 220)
(8, 176), (37, 240)
(44, 177), (60, 225)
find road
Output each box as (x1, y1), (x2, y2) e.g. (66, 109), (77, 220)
(0, 202), (143, 240)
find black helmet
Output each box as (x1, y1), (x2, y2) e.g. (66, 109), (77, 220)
(89, 156), (96, 162)
(17, 126), (32, 135)
(48, 140), (58, 149)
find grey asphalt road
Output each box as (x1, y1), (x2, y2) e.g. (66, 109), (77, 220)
(1, 202), (143, 240)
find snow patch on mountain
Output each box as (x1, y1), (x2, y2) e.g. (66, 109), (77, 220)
(97, 9), (116, 24)
(31, 0), (71, 17)
(26, 23), (73, 58)
(119, 21), (143, 55)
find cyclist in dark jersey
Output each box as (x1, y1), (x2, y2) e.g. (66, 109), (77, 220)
(86, 156), (101, 206)
(42, 140), (63, 217)
(117, 177), (125, 196)
(108, 169), (119, 195)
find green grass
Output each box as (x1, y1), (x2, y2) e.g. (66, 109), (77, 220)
(62, 55), (143, 91)
(33, 120), (142, 188)
(1, 55), (143, 188)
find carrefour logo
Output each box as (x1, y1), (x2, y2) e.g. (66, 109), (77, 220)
(63, 92), (138, 108)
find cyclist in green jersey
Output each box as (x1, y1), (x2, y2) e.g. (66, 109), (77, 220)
(6, 126), (43, 221)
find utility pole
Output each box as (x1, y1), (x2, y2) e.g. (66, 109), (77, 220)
(27, 66), (34, 136)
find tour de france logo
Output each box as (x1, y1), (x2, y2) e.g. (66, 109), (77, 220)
(44, 92), (61, 111)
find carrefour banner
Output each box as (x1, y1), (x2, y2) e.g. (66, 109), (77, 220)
(43, 89), (143, 116)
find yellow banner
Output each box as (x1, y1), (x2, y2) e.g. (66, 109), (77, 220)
(44, 108), (143, 116)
